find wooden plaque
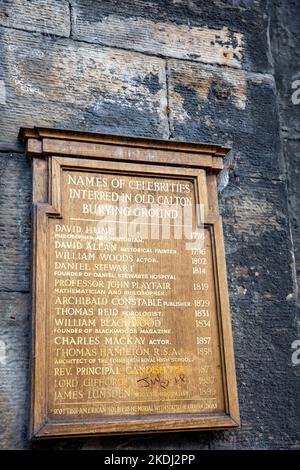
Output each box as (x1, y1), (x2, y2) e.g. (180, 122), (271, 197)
(20, 127), (240, 438)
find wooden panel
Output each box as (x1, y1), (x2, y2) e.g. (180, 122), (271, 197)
(32, 158), (48, 203)
(41, 139), (223, 170)
(24, 129), (239, 438)
(19, 126), (229, 157)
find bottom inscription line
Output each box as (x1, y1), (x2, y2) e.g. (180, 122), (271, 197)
(54, 398), (217, 406)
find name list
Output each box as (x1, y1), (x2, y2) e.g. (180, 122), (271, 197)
(47, 171), (224, 418)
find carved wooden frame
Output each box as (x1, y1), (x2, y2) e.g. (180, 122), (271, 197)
(20, 127), (240, 439)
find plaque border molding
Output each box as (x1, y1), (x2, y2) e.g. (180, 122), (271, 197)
(20, 127), (240, 439)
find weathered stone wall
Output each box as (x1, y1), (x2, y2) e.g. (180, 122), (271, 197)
(271, 0), (300, 302)
(0, 0), (299, 449)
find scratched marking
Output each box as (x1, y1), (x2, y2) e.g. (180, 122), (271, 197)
(137, 374), (187, 389)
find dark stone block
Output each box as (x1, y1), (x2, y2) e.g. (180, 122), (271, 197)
(0, 152), (31, 292)
(168, 61), (281, 179)
(0, 28), (169, 151)
(72, 0), (271, 73)
(0, 292), (30, 449)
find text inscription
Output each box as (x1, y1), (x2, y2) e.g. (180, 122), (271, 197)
(47, 170), (224, 418)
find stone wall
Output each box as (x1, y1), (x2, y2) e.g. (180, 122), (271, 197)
(0, 0), (299, 449)
(271, 0), (300, 302)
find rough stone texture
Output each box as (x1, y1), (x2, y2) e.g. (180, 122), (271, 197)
(0, 293), (30, 449)
(0, 27), (169, 151)
(0, 152), (31, 292)
(0, 0), (70, 37)
(32, 430), (211, 451)
(283, 140), (300, 293)
(167, 61), (281, 180)
(71, 0), (271, 74)
(220, 176), (300, 448)
(72, 14), (244, 69)
(270, 0), (300, 305)
(0, 0), (299, 450)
